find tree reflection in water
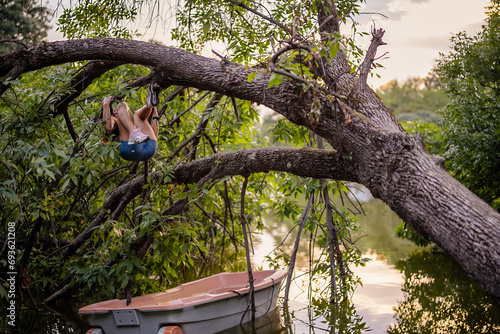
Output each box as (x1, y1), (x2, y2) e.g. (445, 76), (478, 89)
(279, 297), (369, 334)
(388, 248), (500, 334)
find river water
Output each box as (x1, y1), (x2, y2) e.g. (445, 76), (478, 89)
(11, 194), (500, 333)
(249, 196), (416, 334)
(250, 194), (500, 334)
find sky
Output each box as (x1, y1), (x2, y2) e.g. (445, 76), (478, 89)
(46, 0), (491, 89)
(357, 0), (490, 88)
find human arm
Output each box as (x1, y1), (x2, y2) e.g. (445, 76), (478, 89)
(102, 96), (117, 135)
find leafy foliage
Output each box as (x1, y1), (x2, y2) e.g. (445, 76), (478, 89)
(0, 61), (363, 308)
(57, 0), (139, 39)
(401, 120), (443, 156)
(0, 0), (52, 53)
(436, 0), (500, 210)
(376, 75), (448, 123)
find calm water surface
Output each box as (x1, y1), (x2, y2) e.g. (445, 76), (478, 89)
(251, 196), (500, 334)
(251, 197), (417, 334)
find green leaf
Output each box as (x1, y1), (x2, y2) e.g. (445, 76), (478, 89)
(329, 42), (339, 59)
(247, 72), (257, 82)
(203, 22), (211, 35)
(267, 73), (285, 88)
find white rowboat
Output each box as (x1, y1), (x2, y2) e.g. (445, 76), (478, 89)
(79, 269), (287, 334)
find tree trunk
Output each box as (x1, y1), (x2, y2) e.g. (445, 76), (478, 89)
(1, 37), (499, 304)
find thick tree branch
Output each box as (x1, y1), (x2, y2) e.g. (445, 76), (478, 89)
(61, 147), (351, 259)
(317, 0), (340, 38)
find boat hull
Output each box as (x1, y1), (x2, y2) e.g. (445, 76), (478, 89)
(79, 269), (286, 334)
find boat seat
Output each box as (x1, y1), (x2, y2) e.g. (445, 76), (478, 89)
(207, 286), (246, 294)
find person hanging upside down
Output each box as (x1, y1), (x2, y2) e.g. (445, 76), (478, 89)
(102, 83), (161, 161)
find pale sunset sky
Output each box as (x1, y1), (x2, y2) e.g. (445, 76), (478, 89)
(358, 0), (490, 88)
(47, 0), (491, 88)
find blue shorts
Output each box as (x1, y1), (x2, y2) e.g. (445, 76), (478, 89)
(119, 140), (158, 161)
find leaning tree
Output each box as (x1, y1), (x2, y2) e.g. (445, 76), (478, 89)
(1, 0), (499, 306)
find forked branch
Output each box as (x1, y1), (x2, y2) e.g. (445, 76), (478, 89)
(358, 25), (387, 87)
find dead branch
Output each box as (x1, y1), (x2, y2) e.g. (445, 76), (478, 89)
(357, 25), (386, 88)
(283, 190), (315, 309)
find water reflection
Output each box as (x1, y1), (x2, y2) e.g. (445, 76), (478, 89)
(251, 197), (417, 333)
(253, 196), (500, 333)
(389, 248), (500, 334)
(348, 199), (418, 333)
(220, 308), (282, 334)
(351, 254), (405, 332)
(281, 299), (368, 334)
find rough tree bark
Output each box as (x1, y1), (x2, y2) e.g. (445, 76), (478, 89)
(1, 9), (499, 304)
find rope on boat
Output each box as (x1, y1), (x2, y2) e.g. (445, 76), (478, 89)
(229, 290), (243, 297)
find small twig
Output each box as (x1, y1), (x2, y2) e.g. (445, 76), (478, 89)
(168, 91), (210, 126)
(212, 50), (231, 64)
(374, 51), (389, 61)
(231, 96), (240, 122)
(223, 0), (291, 33)
(283, 190), (315, 309)
(0, 39), (27, 48)
(339, 3), (358, 22)
(358, 11), (390, 19)
(62, 109), (78, 142)
(158, 86), (186, 119)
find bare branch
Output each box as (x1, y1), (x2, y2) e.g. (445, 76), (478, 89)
(358, 25), (387, 87)
(223, 0), (291, 34)
(240, 176), (256, 320)
(0, 39), (27, 48)
(283, 190), (315, 309)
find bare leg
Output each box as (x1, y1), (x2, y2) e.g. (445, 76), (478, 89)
(130, 83), (161, 140)
(135, 104), (153, 121)
(115, 104), (136, 142)
(134, 105), (157, 140)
